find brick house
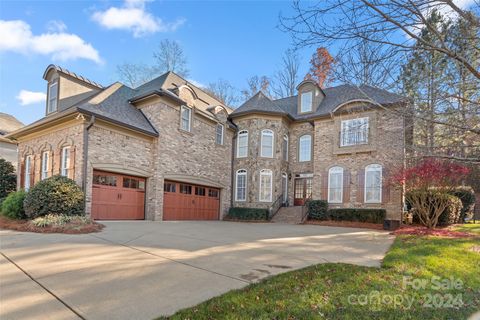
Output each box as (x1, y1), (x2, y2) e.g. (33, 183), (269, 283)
(7, 65), (407, 221)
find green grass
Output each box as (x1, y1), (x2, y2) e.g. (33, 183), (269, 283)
(160, 233), (480, 320)
(454, 222), (480, 235)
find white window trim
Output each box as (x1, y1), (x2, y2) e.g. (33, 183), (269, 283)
(47, 82), (58, 113)
(340, 117), (369, 147)
(216, 124), (224, 145)
(41, 151), (49, 180)
(283, 134), (289, 161)
(300, 91), (313, 113)
(328, 166), (343, 204)
(260, 129), (274, 158)
(259, 169), (273, 202)
(24, 156), (32, 191)
(237, 130), (248, 158)
(364, 164), (382, 203)
(235, 169), (247, 202)
(298, 135), (312, 162)
(180, 105), (192, 132)
(61, 146), (71, 177)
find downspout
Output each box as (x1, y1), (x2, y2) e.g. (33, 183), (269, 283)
(82, 115), (95, 207)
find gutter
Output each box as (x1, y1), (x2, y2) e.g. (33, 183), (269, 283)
(82, 115), (95, 208)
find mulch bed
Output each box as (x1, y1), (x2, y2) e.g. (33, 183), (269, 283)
(393, 225), (475, 238)
(0, 216), (104, 234)
(304, 220), (384, 230)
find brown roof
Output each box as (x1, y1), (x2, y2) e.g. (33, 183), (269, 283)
(0, 113), (24, 135)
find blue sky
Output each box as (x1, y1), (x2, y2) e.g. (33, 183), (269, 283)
(0, 0), (314, 126)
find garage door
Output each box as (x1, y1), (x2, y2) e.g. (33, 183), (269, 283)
(91, 170), (145, 220)
(163, 180), (220, 220)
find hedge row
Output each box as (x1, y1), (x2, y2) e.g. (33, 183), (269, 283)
(226, 207), (269, 220)
(306, 200), (386, 223)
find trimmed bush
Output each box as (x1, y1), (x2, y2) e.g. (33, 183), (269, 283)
(327, 208), (386, 223)
(226, 207), (268, 220)
(23, 175), (84, 219)
(1, 190), (27, 219)
(448, 187), (476, 222)
(307, 200), (329, 220)
(437, 194), (462, 226)
(31, 214), (92, 227)
(0, 159), (16, 200)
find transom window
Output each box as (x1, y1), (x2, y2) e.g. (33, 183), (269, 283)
(93, 174), (117, 186)
(123, 177), (145, 190)
(259, 169), (273, 202)
(365, 164), (382, 203)
(180, 105), (192, 132)
(237, 130), (248, 158)
(164, 182), (176, 193)
(328, 166), (343, 203)
(298, 135), (312, 162)
(260, 129), (274, 158)
(208, 189), (219, 198)
(47, 82), (58, 114)
(180, 184), (192, 194)
(341, 117), (369, 147)
(195, 187), (206, 196)
(41, 151), (49, 180)
(24, 156), (32, 191)
(235, 169), (247, 201)
(215, 124), (224, 145)
(283, 134), (289, 161)
(61, 146), (70, 177)
(300, 91), (313, 113)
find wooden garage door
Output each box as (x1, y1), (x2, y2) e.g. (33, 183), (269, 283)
(91, 170), (145, 220)
(163, 181), (220, 220)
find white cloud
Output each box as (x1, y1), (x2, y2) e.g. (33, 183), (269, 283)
(0, 20), (102, 64)
(92, 0), (185, 37)
(16, 90), (46, 106)
(46, 20), (67, 33)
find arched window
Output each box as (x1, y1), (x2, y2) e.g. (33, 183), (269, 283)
(283, 134), (289, 161)
(259, 169), (273, 202)
(41, 151), (49, 180)
(260, 129), (274, 158)
(61, 146), (71, 177)
(237, 130), (248, 158)
(328, 166), (343, 203)
(298, 135), (312, 162)
(365, 164), (382, 203)
(300, 91), (313, 113)
(235, 169), (247, 201)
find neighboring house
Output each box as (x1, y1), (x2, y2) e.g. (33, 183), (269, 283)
(0, 113), (24, 170)
(6, 65), (408, 221)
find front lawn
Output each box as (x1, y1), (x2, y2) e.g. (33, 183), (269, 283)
(161, 230), (479, 319)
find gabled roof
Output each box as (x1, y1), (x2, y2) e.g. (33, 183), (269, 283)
(231, 84), (406, 120)
(43, 64), (103, 89)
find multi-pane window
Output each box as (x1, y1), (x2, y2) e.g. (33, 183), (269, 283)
(259, 169), (273, 202)
(195, 187), (206, 196)
(237, 130), (248, 158)
(341, 117), (369, 146)
(328, 166), (343, 203)
(216, 124), (224, 145)
(41, 151), (49, 180)
(47, 82), (58, 113)
(123, 177), (145, 190)
(208, 189), (219, 198)
(24, 156), (32, 191)
(180, 105), (192, 131)
(365, 164), (382, 203)
(300, 91), (313, 113)
(61, 146), (70, 177)
(260, 129), (274, 158)
(93, 174), (117, 186)
(235, 169), (247, 201)
(283, 134), (289, 161)
(298, 135), (312, 162)
(164, 182), (176, 193)
(180, 184), (192, 194)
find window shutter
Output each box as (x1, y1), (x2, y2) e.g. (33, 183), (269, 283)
(343, 169), (350, 203)
(68, 147), (76, 180)
(30, 156), (35, 187)
(54, 149), (61, 175)
(382, 168), (390, 204)
(19, 159), (25, 189)
(357, 169), (365, 203)
(321, 173), (328, 200)
(48, 150), (53, 177)
(33, 154), (41, 184)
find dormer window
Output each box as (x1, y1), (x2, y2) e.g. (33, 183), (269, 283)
(47, 82), (58, 113)
(300, 91), (313, 113)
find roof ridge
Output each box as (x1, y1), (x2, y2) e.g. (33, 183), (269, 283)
(44, 64), (103, 88)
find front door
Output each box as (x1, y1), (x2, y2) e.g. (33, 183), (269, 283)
(294, 178), (313, 206)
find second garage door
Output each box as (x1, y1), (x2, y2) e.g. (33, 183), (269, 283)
(163, 180), (220, 220)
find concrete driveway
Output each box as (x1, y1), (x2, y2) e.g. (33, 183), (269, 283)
(0, 221), (395, 320)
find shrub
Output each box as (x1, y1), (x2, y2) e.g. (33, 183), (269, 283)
(307, 200), (329, 220)
(24, 175), (84, 219)
(226, 207), (268, 220)
(327, 208), (386, 224)
(0, 159), (16, 200)
(31, 214), (92, 227)
(1, 190), (27, 219)
(408, 190), (464, 227)
(448, 187), (476, 222)
(437, 194), (462, 226)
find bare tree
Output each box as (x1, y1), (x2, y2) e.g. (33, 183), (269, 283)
(241, 75), (271, 100)
(203, 79), (239, 107)
(271, 49), (301, 98)
(153, 39), (189, 77)
(116, 62), (156, 88)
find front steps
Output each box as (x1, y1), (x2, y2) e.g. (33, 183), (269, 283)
(271, 206), (304, 224)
